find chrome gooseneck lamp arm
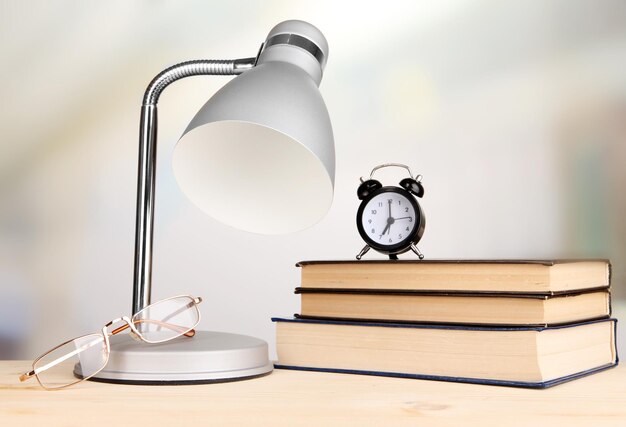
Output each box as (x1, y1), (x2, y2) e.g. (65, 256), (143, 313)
(132, 57), (257, 314)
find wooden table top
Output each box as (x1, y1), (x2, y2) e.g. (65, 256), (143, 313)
(1, 361), (624, 426)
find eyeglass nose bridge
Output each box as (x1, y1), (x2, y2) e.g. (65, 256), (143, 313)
(103, 316), (144, 342)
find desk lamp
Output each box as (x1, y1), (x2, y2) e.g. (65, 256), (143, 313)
(91, 20), (334, 384)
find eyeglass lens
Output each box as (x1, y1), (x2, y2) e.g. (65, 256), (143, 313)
(132, 296), (200, 343)
(33, 333), (108, 389)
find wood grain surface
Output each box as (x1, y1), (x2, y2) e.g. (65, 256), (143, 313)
(1, 361), (624, 426)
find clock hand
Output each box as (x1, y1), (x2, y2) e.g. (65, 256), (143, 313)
(379, 201), (396, 239)
(395, 216), (413, 221)
(379, 223), (390, 239)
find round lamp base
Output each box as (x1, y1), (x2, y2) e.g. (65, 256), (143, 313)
(88, 331), (273, 385)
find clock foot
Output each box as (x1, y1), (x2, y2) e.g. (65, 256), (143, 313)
(410, 243), (425, 260)
(389, 254), (398, 260)
(356, 245), (370, 260)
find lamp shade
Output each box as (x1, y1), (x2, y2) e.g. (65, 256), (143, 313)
(172, 21), (334, 234)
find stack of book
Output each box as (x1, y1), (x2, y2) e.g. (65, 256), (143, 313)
(273, 260), (618, 388)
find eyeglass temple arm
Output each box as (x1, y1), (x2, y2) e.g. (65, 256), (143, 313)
(19, 320), (195, 382)
(110, 319), (196, 337)
(19, 337), (105, 382)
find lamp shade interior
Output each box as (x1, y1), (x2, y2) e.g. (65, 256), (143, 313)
(172, 55), (334, 235)
(172, 120), (333, 234)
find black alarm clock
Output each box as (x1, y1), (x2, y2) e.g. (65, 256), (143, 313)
(355, 164), (425, 260)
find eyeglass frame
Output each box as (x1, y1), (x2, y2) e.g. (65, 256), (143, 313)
(19, 295), (203, 390)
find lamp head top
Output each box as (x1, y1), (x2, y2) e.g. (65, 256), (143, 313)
(257, 20), (328, 85)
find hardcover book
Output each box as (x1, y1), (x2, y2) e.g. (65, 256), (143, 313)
(297, 260), (610, 294)
(273, 317), (618, 388)
(295, 288), (611, 326)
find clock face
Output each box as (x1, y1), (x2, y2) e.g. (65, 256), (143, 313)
(359, 190), (417, 248)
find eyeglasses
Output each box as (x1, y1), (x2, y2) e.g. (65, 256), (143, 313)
(19, 295), (203, 390)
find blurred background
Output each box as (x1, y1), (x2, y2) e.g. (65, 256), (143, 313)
(1, 0), (625, 360)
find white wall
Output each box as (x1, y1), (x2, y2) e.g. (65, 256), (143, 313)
(1, 0), (625, 359)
